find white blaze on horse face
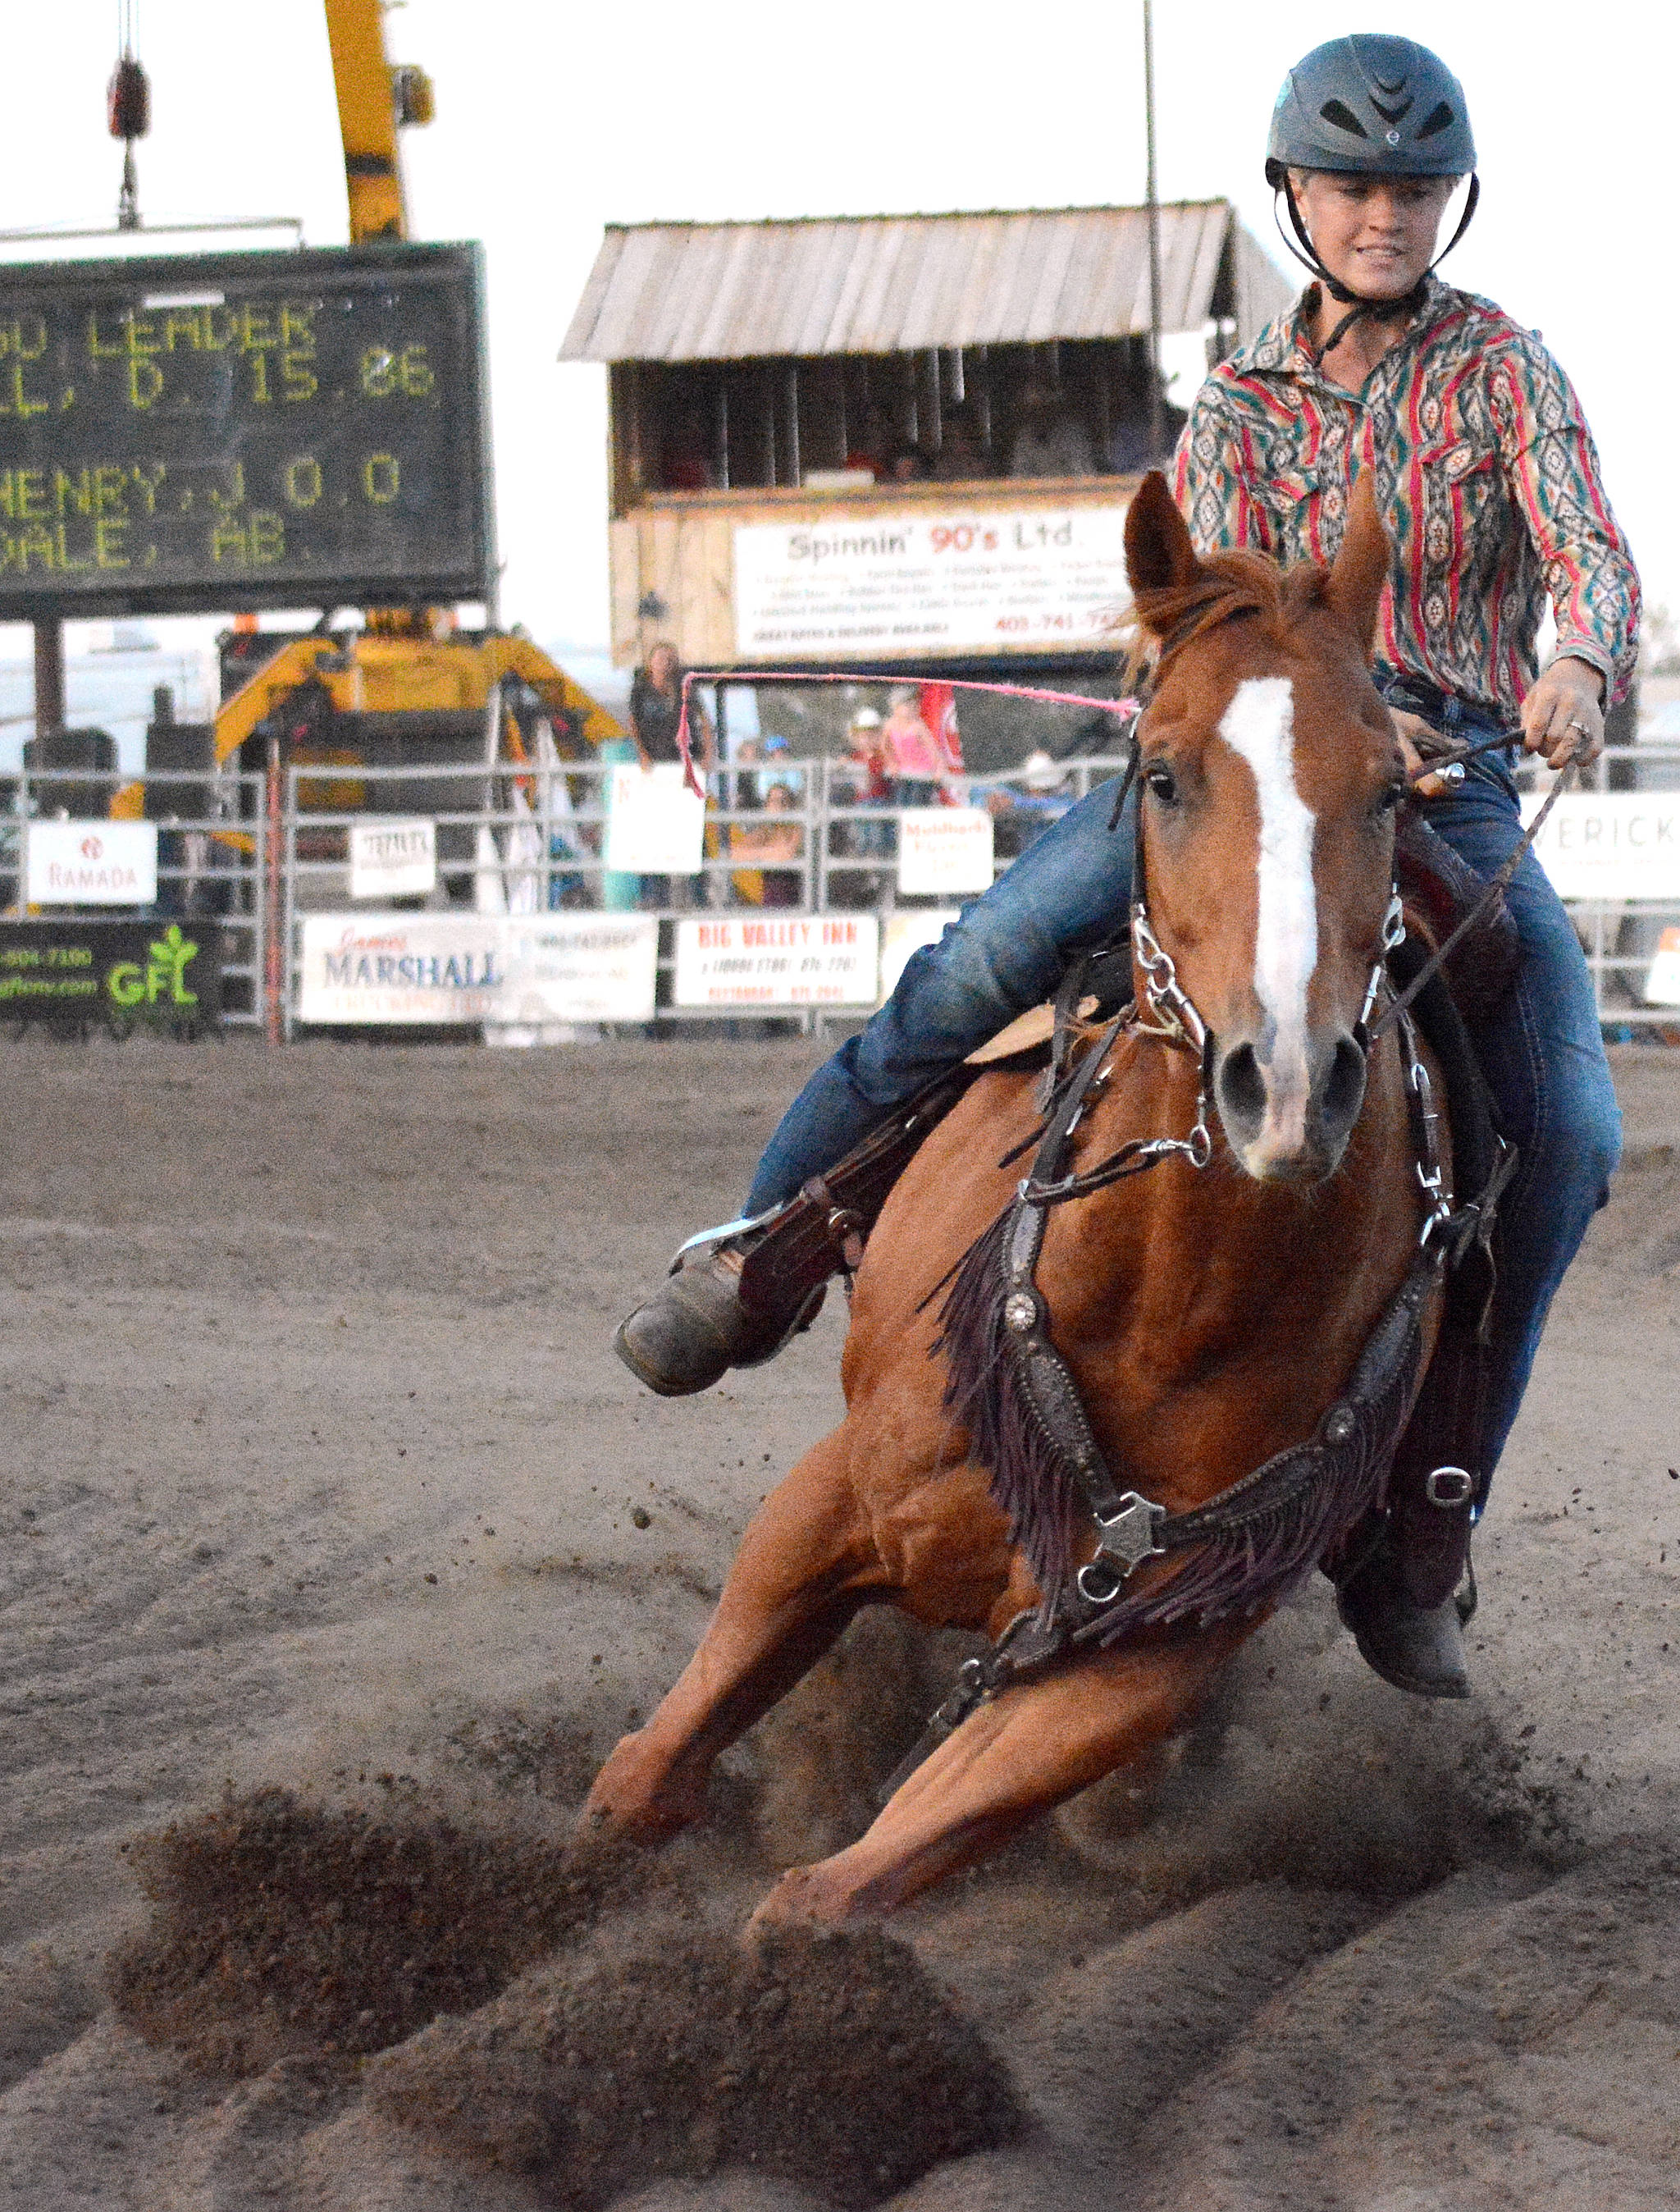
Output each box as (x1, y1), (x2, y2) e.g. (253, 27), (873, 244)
(1217, 677), (1318, 1147)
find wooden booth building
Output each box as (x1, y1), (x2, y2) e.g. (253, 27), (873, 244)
(560, 201), (1292, 679)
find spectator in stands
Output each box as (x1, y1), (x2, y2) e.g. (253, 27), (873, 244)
(979, 749), (1078, 860)
(629, 641), (714, 909)
(883, 442), (933, 483)
(833, 708), (891, 837)
(932, 406), (988, 482)
(733, 779), (806, 907)
(1108, 391), (1189, 474)
(827, 706), (892, 903)
(630, 642), (712, 775)
(1007, 379), (1096, 478)
(881, 688), (943, 807)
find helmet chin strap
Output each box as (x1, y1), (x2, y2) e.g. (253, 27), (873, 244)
(1274, 172), (1481, 362)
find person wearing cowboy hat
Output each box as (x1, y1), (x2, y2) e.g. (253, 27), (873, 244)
(614, 35), (1635, 1707)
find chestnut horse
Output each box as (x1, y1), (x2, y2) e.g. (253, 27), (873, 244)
(584, 473), (1446, 1926)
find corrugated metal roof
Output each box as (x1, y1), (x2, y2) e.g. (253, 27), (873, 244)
(559, 202), (1294, 363)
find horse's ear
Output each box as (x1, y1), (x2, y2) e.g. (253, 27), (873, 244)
(1125, 471), (1202, 603)
(1323, 471), (1390, 655)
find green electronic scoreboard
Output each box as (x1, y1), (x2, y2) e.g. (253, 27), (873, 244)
(0, 242), (493, 617)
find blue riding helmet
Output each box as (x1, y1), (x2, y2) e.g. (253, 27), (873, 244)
(1266, 34), (1477, 182)
(1265, 35), (1480, 311)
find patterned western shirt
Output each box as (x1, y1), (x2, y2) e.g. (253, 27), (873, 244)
(1172, 276), (1641, 717)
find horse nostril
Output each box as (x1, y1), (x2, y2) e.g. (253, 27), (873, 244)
(1216, 1041), (1267, 1135)
(1322, 1035), (1367, 1134)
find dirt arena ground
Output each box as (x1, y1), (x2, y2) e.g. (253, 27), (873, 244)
(2, 1031), (1679, 2212)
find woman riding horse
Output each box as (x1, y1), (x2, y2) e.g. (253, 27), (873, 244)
(615, 34), (1637, 1702)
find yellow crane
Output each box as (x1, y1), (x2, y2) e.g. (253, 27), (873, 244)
(205, 0), (620, 771)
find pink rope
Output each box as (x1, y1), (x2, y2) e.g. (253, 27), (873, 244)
(672, 669), (1141, 796)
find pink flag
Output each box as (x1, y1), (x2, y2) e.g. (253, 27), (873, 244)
(918, 683), (964, 777)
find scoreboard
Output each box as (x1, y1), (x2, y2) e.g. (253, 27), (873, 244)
(0, 243), (492, 618)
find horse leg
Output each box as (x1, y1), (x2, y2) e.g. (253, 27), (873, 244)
(581, 1428), (880, 1845)
(749, 1616), (1259, 1927)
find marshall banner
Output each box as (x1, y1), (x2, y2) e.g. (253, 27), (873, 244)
(0, 917), (221, 1029)
(294, 912), (660, 1026)
(297, 913), (507, 1025)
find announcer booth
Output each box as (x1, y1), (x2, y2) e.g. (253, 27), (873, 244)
(558, 201), (1292, 1025)
(560, 199), (1290, 684)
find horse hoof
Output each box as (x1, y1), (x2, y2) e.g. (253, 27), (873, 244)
(579, 1734), (710, 1845)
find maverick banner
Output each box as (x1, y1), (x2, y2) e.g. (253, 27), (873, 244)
(0, 917), (222, 1029)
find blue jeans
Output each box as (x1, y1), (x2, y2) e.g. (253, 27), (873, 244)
(746, 754), (1619, 1487)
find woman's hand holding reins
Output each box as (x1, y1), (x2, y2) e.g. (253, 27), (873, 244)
(1389, 709), (1452, 798)
(1522, 656), (1605, 770)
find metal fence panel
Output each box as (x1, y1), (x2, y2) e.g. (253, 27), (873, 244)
(268, 746), (1680, 1040)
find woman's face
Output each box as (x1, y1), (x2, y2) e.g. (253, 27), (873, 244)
(1291, 171), (1455, 302)
(647, 645), (677, 688)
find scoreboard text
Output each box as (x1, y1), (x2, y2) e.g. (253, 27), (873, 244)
(0, 244), (491, 617)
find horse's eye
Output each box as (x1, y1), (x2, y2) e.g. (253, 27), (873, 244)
(1372, 778), (1405, 816)
(1143, 763), (1180, 806)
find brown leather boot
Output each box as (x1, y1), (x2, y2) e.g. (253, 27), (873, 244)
(613, 1244), (824, 1397)
(1336, 1515), (1473, 1699)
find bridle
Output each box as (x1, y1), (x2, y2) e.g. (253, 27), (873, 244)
(1024, 716), (1403, 1211)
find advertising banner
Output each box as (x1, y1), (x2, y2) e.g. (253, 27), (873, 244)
(349, 818), (436, 901)
(896, 807), (994, 896)
(605, 762), (706, 876)
(25, 820), (158, 906)
(503, 916), (659, 1024)
(0, 917), (221, 1027)
(879, 908), (960, 1003)
(733, 504), (1130, 660)
(297, 912), (507, 1024)
(673, 914), (879, 1008)
(1644, 925), (1680, 1007)
(1522, 791), (1680, 900)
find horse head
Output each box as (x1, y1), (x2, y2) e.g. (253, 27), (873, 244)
(1124, 471), (1401, 1184)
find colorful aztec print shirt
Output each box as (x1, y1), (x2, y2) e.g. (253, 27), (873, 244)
(1171, 276), (1640, 718)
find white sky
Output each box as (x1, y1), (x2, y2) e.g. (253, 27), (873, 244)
(1, 0), (1669, 675)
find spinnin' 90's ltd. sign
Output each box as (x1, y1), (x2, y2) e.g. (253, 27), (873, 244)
(0, 918), (221, 1028)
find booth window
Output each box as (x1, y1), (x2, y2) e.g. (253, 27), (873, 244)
(610, 338), (1191, 508)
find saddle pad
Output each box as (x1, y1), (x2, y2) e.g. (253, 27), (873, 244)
(965, 997), (1097, 1066)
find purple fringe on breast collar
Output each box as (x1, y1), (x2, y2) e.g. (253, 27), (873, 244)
(931, 1204), (1437, 1643)
(931, 1205), (1089, 1604)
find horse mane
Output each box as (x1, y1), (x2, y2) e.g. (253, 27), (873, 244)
(1127, 549), (1334, 680)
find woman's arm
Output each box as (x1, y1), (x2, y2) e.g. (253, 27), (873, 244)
(1491, 343), (1641, 766)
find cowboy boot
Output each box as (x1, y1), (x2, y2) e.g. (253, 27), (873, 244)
(1335, 1453), (1477, 1698)
(613, 1064), (986, 1398)
(613, 1239), (825, 1398)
